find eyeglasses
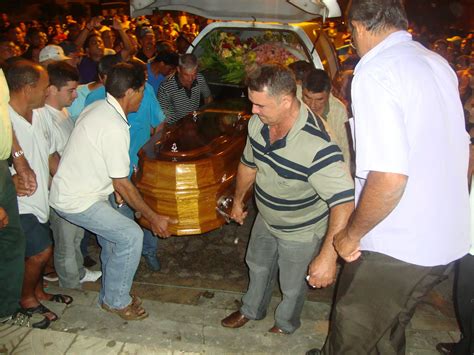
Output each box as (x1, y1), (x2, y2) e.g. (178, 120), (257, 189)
(349, 37), (356, 50)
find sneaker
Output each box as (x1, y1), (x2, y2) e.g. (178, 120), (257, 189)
(43, 272), (59, 282)
(143, 254), (161, 271)
(80, 268), (102, 283)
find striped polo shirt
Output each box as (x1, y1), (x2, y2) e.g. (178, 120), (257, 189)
(158, 72), (211, 124)
(242, 102), (354, 242)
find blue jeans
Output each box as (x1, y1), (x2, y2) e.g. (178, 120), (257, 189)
(55, 200), (143, 309)
(108, 195), (158, 257)
(50, 208), (85, 289)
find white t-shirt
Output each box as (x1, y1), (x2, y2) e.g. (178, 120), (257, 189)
(49, 94), (130, 214)
(9, 105), (56, 223)
(38, 104), (74, 156)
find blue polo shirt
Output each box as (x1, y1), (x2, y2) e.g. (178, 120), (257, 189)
(146, 62), (166, 95)
(84, 82), (165, 177)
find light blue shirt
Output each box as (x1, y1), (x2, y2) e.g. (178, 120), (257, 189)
(85, 82), (165, 177)
(147, 62), (166, 95)
(67, 84), (93, 122)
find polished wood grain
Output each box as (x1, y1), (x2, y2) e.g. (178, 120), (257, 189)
(134, 102), (250, 236)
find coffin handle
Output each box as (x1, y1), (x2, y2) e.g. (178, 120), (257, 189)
(216, 196), (234, 223)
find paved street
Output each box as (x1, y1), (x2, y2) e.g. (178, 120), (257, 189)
(0, 204), (461, 354)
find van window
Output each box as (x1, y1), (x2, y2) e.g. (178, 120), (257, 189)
(193, 28), (311, 86)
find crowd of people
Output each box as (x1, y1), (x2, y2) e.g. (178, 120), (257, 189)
(0, 10), (213, 326)
(0, 1), (473, 354)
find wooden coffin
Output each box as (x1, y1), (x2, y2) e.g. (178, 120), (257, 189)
(134, 98), (251, 236)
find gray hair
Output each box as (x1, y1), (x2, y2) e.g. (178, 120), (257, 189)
(179, 53), (198, 71)
(347, 0), (408, 33)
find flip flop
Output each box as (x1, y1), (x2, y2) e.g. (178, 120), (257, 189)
(19, 303), (58, 329)
(48, 294), (74, 305)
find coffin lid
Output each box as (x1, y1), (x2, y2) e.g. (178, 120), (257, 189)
(130, 0), (341, 22)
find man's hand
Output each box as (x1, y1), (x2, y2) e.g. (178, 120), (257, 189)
(307, 253), (337, 288)
(0, 207), (8, 229)
(149, 214), (177, 238)
(333, 227), (361, 262)
(112, 16), (125, 31)
(230, 200), (247, 225)
(12, 174), (34, 197)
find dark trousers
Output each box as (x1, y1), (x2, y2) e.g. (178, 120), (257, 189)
(0, 160), (26, 318)
(453, 253), (474, 355)
(322, 251), (450, 355)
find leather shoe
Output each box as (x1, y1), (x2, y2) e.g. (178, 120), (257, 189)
(305, 349), (322, 355)
(268, 326), (290, 334)
(221, 310), (249, 328)
(436, 342), (455, 355)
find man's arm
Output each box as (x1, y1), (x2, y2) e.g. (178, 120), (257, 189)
(230, 162), (257, 225)
(12, 130), (36, 196)
(49, 152), (60, 177)
(157, 84), (173, 122)
(0, 207), (9, 229)
(307, 201), (354, 288)
(333, 171), (408, 262)
(74, 17), (103, 49)
(113, 17), (133, 61)
(112, 177), (175, 238)
(204, 95), (213, 105)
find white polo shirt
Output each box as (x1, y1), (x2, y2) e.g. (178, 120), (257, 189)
(9, 105), (56, 223)
(41, 104), (74, 156)
(49, 94), (130, 214)
(352, 31), (470, 266)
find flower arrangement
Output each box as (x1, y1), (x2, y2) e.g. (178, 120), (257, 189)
(199, 30), (306, 84)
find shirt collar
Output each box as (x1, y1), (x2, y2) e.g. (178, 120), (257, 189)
(354, 30), (412, 75)
(174, 73), (198, 90)
(106, 92), (128, 124)
(287, 100), (310, 140)
(259, 99), (309, 151)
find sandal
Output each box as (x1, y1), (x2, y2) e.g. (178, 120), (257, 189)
(19, 304), (58, 329)
(47, 294), (73, 305)
(43, 272), (59, 282)
(131, 294), (142, 307)
(1, 311), (31, 328)
(101, 301), (148, 321)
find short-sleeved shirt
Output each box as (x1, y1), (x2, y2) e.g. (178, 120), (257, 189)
(322, 94), (350, 165)
(242, 101), (354, 242)
(9, 106), (56, 223)
(39, 104), (74, 156)
(146, 62), (166, 95)
(0, 69), (11, 160)
(352, 31), (470, 266)
(84, 83), (165, 177)
(49, 93), (130, 214)
(158, 72), (211, 124)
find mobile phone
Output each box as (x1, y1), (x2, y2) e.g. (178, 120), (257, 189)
(101, 18), (113, 26)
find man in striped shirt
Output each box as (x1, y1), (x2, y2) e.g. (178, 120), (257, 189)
(221, 64), (354, 334)
(158, 53), (212, 124)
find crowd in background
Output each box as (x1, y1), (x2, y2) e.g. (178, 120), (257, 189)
(323, 20), (473, 129)
(0, 11), (202, 66)
(0, 11), (471, 117)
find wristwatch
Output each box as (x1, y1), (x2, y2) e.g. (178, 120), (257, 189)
(12, 150), (24, 159)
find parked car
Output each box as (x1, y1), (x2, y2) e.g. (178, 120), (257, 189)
(131, 0), (342, 235)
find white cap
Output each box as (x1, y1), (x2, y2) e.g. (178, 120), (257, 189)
(39, 45), (71, 63)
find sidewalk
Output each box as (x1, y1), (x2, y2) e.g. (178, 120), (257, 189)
(0, 281), (459, 354)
